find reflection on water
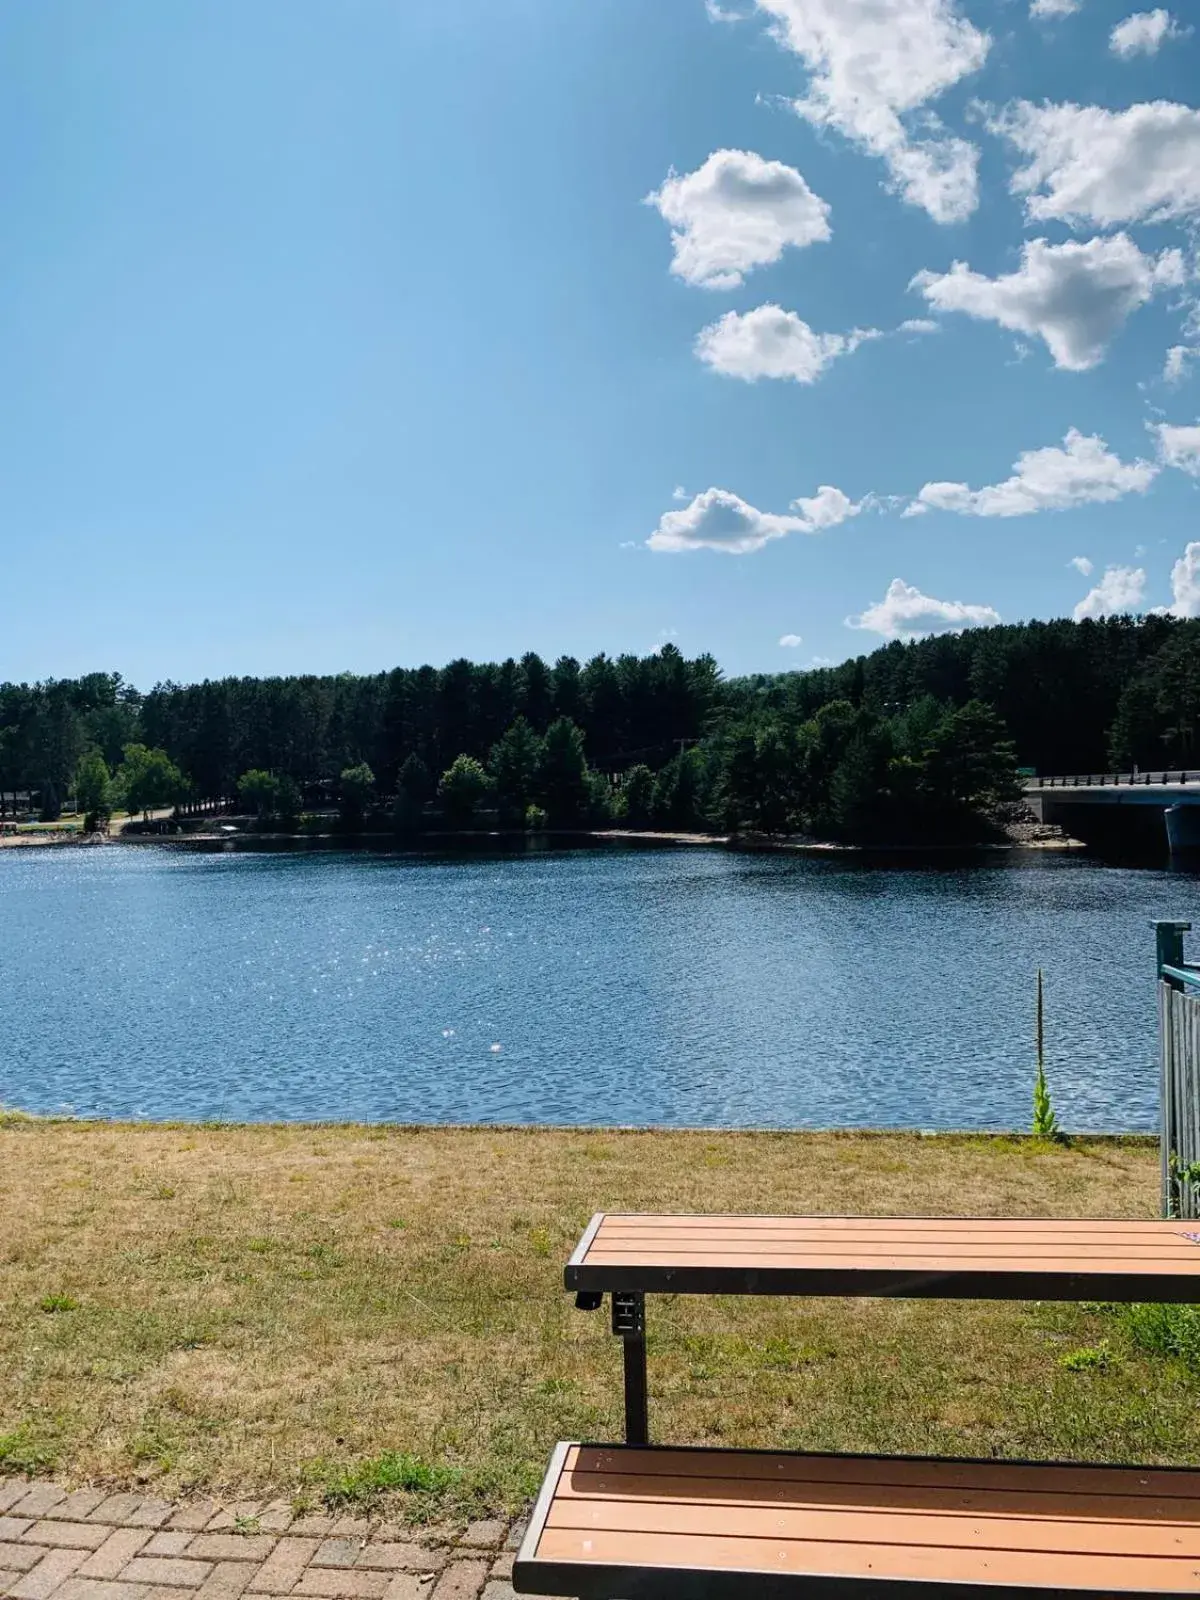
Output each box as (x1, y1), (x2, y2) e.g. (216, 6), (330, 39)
(1, 844), (1196, 1130)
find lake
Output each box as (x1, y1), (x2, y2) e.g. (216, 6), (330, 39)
(1, 843), (1196, 1130)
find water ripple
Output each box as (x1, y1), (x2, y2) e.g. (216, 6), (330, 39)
(0, 845), (1194, 1130)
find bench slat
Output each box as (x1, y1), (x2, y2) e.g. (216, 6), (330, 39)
(593, 1230), (1197, 1250)
(532, 1524), (1200, 1593)
(596, 1216), (1177, 1233)
(545, 1497), (1200, 1557)
(560, 1468), (1200, 1522)
(514, 1445), (1200, 1599)
(591, 1216), (1198, 1234)
(585, 1243), (1200, 1261)
(564, 1444), (1200, 1499)
(566, 1214), (1200, 1301)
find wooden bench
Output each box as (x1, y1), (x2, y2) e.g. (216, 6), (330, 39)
(515, 1442), (1200, 1598)
(513, 1214), (1200, 1598)
(565, 1213), (1200, 1300)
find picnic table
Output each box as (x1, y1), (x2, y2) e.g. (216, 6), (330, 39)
(514, 1213), (1200, 1599)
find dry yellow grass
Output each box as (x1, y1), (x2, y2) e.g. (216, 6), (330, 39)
(1, 1121), (1196, 1521)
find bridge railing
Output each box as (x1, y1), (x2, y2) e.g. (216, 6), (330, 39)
(1032, 771), (1199, 788)
(1157, 921), (1200, 1218)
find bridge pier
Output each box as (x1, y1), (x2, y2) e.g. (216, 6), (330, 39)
(1167, 805), (1200, 855)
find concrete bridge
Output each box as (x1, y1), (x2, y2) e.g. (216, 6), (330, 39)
(1024, 770), (1200, 851)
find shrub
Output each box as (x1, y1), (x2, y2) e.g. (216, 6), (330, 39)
(437, 756), (492, 826)
(339, 764), (375, 830)
(618, 764), (655, 829)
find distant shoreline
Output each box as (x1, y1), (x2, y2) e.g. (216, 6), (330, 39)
(0, 821), (1087, 855)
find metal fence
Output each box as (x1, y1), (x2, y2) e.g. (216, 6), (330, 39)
(1157, 921), (1200, 1218)
(1037, 772), (1200, 789)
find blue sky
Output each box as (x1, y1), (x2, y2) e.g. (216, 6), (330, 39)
(2, 0), (1199, 686)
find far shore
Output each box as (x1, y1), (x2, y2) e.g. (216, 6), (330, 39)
(0, 819), (1087, 855)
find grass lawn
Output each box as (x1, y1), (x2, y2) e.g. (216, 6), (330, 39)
(1, 1120), (1197, 1523)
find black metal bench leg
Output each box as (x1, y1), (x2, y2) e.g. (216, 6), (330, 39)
(613, 1291), (648, 1445)
(622, 1330), (649, 1446)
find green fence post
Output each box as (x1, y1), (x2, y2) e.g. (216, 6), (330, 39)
(1156, 922), (1193, 1216)
(1156, 921), (1192, 988)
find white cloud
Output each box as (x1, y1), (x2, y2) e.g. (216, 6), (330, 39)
(672, 484), (688, 501)
(911, 234), (1183, 371)
(645, 149), (831, 289)
(992, 100), (1200, 228)
(1110, 9), (1186, 57)
(847, 578), (1000, 639)
(1167, 543), (1200, 617)
(1070, 556), (1094, 576)
(696, 304), (878, 383)
(1155, 421), (1200, 475)
(906, 429), (1159, 517)
(790, 484), (862, 528)
(898, 318), (939, 334)
(808, 655), (837, 667)
(1031, 0), (1081, 16)
(1073, 565), (1146, 620)
(1164, 346), (1197, 384)
(779, 633), (804, 647)
(705, 0), (746, 19)
(753, 0), (990, 222)
(648, 484), (861, 554)
(879, 132), (983, 225)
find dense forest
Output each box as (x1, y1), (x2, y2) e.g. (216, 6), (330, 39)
(1, 615), (1197, 844)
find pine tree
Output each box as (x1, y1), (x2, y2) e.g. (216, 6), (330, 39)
(537, 718), (590, 826)
(488, 719), (544, 825)
(393, 753), (432, 832)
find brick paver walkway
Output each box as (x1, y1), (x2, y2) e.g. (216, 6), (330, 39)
(0, 1481), (522, 1600)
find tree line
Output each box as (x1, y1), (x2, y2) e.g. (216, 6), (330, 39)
(2, 617), (1197, 843)
(728, 614), (1200, 777)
